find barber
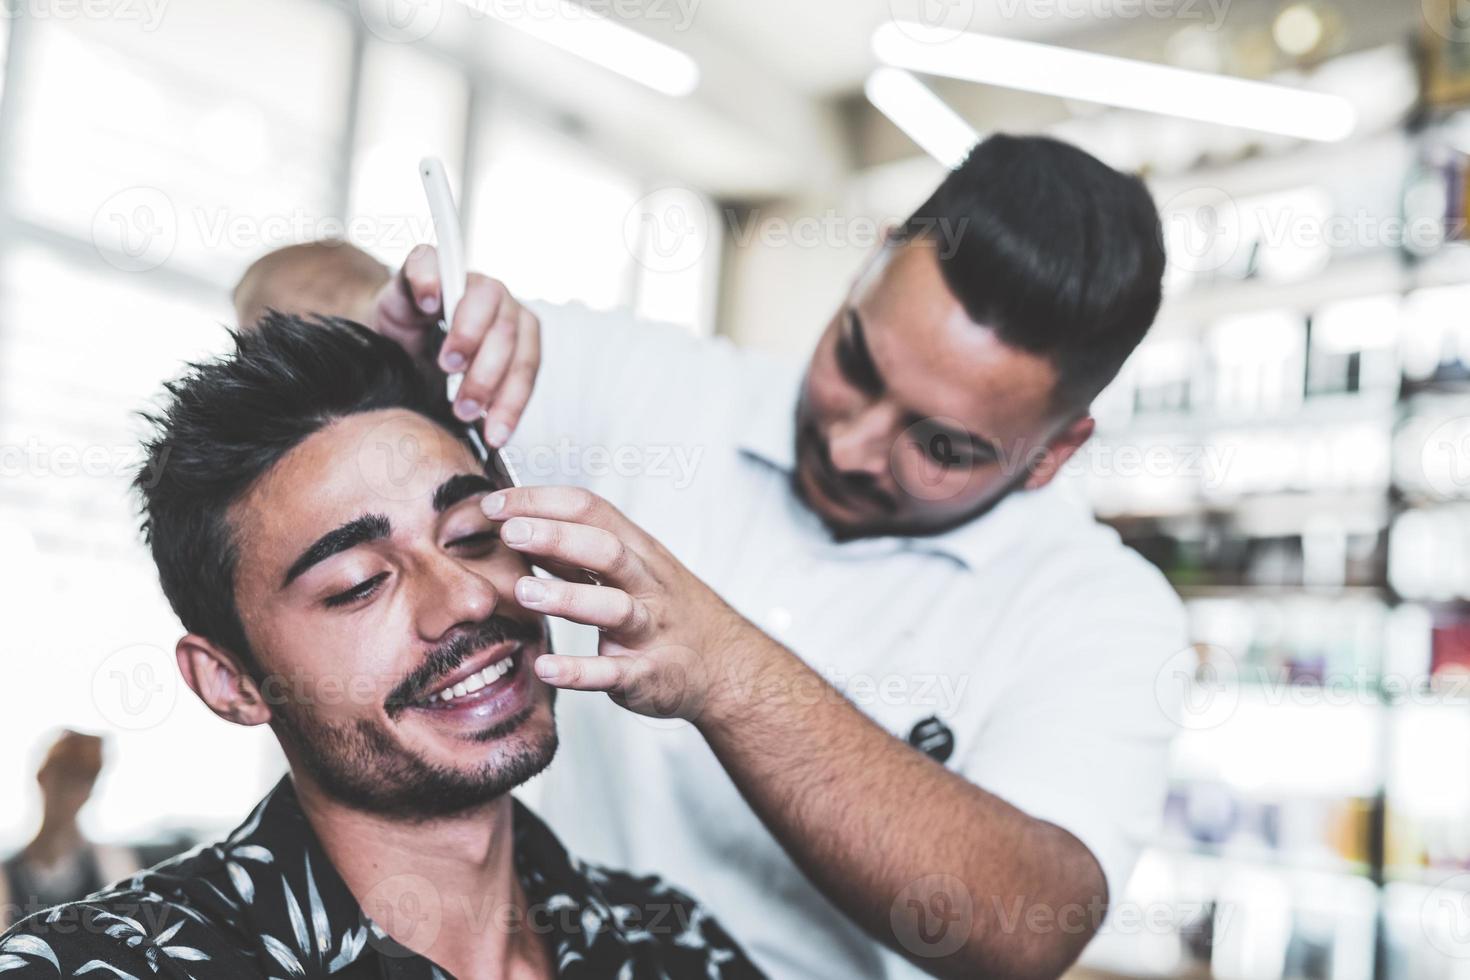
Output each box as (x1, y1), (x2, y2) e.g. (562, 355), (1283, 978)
(234, 134), (1187, 980)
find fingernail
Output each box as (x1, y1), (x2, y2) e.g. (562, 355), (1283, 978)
(421, 295), (440, 314)
(442, 351), (466, 372)
(536, 659), (561, 682)
(487, 422), (511, 447)
(454, 399), (482, 421)
(502, 519), (531, 544)
(517, 578), (546, 603)
(482, 493), (506, 516)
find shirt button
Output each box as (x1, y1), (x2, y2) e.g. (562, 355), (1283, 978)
(766, 607), (793, 635)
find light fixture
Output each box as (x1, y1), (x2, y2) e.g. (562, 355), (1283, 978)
(1273, 3), (1326, 57)
(872, 21), (1357, 143)
(460, 0), (699, 97)
(864, 68), (980, 169)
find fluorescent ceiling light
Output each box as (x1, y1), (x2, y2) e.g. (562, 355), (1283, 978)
(864, 68), (980, 169)
(872, 22), (1357, 143)
(461, 0), (699, 97)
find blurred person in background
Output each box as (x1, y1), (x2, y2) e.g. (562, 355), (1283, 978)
(0, 316), (760, 980)
(234, 133), (1185, 980)
(0, 731), (140, 931)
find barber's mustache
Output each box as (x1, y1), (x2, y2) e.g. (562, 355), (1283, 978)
(384, 616), (543, 715)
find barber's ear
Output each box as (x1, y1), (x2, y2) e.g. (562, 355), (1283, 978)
(176, 635), (272, 727)
(1024, 416), (1095, 491)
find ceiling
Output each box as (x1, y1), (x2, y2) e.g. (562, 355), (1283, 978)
(406, 0), (1425, 199)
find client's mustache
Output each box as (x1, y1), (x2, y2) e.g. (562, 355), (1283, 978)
(384, 616), (544, 715)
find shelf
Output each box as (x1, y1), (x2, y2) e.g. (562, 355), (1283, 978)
(1146, 840), (1374, 881)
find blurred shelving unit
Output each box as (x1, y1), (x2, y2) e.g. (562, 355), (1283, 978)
(1069, 39), (1470, 980)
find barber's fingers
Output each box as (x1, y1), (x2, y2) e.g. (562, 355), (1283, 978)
(480, 309), (540, 448)
(499, 518), (655, 591)
(514, 578), (649, 636)
(400, 244), (443, 317)
(439, 273), (510, 381)
(531, 654), (631, 692)
(450, 280), (519, 423)
(485, 487), (657, 553)
(370, 245), (441, 352)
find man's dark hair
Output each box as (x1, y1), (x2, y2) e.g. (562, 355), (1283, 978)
(133, 312), (473, 666)
(897, 133), (1166, 412)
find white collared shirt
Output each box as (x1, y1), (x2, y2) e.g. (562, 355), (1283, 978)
(512, 303), (1187, 980)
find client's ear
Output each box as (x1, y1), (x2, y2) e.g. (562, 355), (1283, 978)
(175, 636), (272, 726)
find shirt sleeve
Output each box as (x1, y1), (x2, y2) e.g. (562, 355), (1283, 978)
(0, 905), (204, 980)
(510, 302), (729, 490)
(957, 554), (1187, 909)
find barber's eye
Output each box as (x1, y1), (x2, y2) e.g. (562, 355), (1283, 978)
(324, 572), (389, 609)
(836, 318), (882, 396)
(915, 433), (996, 469)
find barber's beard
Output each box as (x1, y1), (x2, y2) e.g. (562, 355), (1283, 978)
(269, 617), (558, 821)
(792, 419), (1034, 544)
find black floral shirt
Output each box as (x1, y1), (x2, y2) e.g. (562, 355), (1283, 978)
(0, 778), (762, 980)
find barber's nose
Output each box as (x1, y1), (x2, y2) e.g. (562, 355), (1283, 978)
(827, 403), (900, 477)
(414, 553), (501, 640)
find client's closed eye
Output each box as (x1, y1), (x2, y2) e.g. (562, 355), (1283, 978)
(324, 572), (389, 609)
(447, 529), (499, 552)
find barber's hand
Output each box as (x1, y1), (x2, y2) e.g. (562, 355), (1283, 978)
(371, 244), (541, 448)
(483, 486), (754, 722)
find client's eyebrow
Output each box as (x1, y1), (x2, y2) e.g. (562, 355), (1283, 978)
(432, 473), (496, 513)
(282, 514), (391, 588)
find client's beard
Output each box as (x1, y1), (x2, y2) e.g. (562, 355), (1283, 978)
(269, 616), (557, 821)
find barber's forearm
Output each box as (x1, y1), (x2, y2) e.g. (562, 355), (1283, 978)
(696, 640), (1105, 980)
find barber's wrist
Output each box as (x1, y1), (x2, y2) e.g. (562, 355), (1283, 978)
(693, 620), (793, 739)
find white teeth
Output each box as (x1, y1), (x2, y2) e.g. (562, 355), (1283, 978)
(429, 653), (518, 705)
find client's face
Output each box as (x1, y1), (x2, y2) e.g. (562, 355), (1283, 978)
(229, 408), (556, 819)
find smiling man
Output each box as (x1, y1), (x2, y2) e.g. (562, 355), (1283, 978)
(232, 133), (1187, 980)
(0, 314), (760, 980)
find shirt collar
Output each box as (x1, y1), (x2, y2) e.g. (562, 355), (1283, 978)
(218, 776), (677, 980)
(734, 358), (803, 473)
(734, 361), (1062, 573)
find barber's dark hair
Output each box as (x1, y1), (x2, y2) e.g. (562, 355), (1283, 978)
(133, 312), (472, 665)
(896, 133), (1166, 411)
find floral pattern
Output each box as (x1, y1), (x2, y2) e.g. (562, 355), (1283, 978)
(0, 779), (761, 980)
